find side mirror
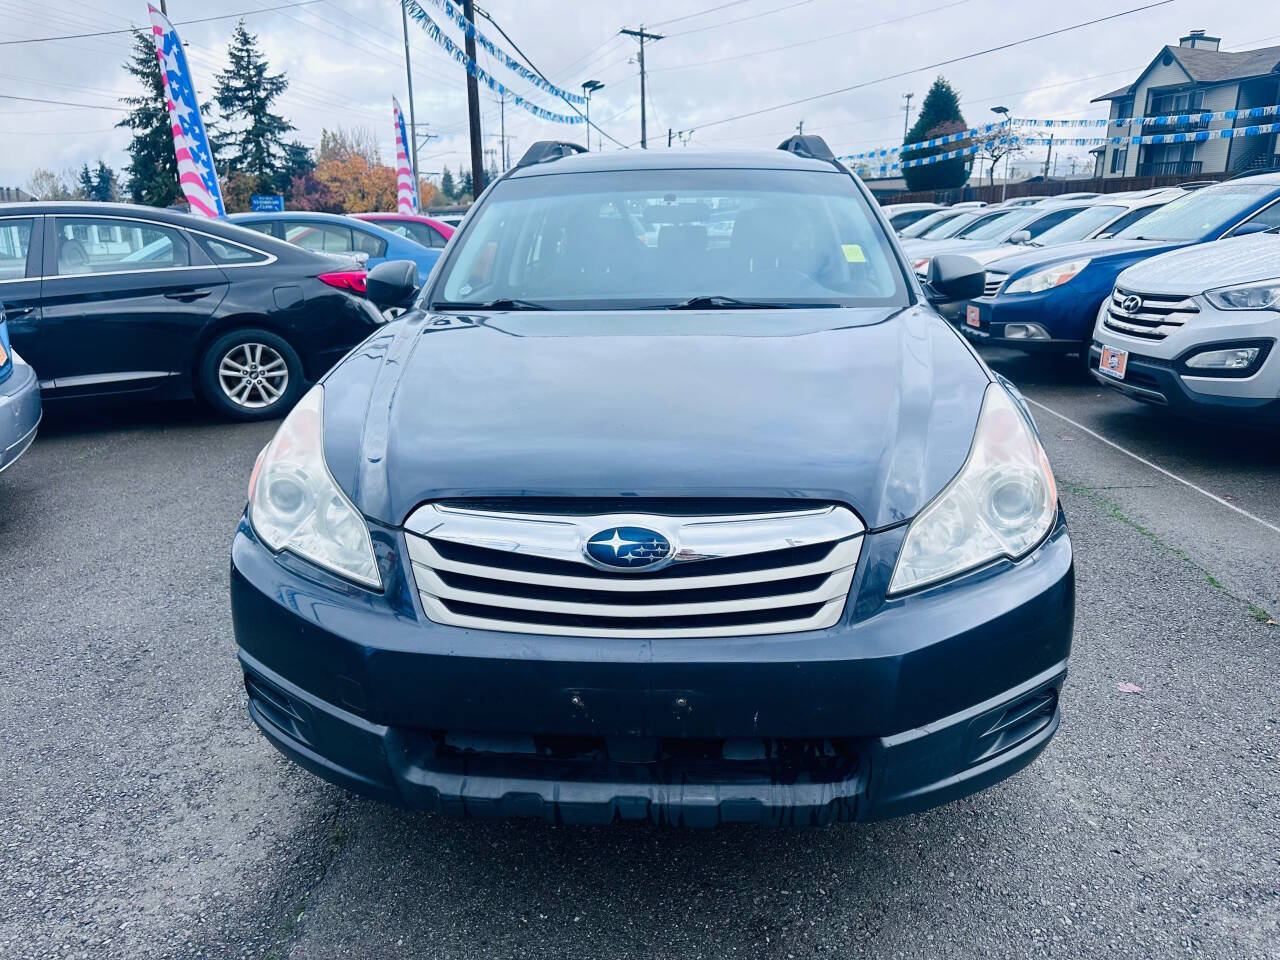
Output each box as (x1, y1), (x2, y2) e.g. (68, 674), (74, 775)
(1010, 230), (1032, 244)
(365, 260), (419, 310)
(924, 254), (985, 303)
(1229, 220), (1271, 238)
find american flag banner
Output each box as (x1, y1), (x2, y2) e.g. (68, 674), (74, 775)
(393, 97), (417, 213)
(148, 4), (225, 217)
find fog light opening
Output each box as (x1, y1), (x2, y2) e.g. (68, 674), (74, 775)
(1003, 323), (1050, 341)
(1184, 346), (1261, 371)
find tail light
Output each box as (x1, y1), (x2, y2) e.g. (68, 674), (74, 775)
(318, 271), (368, 294)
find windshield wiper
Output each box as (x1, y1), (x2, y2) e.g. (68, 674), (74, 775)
(432, 298), (549, 311)
(667, 295), (838, 310)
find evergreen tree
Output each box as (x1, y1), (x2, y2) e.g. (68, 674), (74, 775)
(215, 20), (294, 192)
(460, 170), (474, 200)
(439, 165), (456, 202)
(118, 29), (181, 206)
(93, 160), (119, 202)
(274, 140), (315, 194)
(77, 164), (96, 199)
(901, 76), (971, 192)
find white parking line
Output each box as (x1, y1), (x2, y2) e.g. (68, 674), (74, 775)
(1025, 397), (1280, 537)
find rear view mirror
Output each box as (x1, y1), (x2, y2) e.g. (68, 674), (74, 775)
(924, 254), (985, 304)
(1010, 230), (1032, 244)
(366, 260), (420, 310)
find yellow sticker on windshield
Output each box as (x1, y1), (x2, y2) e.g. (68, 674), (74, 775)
(841, 243), (866, 263)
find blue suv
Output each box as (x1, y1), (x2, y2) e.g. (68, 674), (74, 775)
(230, 137), (1073, 827)
(958, 173), (1280, 356)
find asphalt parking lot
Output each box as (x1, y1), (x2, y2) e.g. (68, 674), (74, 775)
(1, 347), (1277, 960)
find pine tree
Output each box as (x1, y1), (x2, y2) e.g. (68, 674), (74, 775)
(902, 76), (971, 192)
(460, 170), (474, 200)
(215, 20), (294, 193)
(93, 160), (119, 202)
(274, 140), (315, 194)
(440, 165), (456, 201)
(77, 164), (95, 199)
(118, 28), (181, 206)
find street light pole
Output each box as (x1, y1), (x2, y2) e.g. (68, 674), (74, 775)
(581, 79), (604, 151)
(991, 105), (1011, 202)
(400, 0), (421, 205)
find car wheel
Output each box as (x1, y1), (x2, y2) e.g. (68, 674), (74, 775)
(200, 328), (303, 421)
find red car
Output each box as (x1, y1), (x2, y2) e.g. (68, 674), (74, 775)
(351, 213), (453, 250)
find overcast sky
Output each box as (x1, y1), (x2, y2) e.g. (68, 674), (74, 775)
(3, 0), (1277, 190)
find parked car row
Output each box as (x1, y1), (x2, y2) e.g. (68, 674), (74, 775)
(0, 201), (460, 475)
(932, 173), (1280, 423)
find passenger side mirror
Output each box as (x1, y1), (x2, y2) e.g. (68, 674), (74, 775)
(365, 260), (420, 310)
(1010, 230), (1032, 244)
(924, 254), (985, 304)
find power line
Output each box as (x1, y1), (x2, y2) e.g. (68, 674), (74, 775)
(645, 0), (754, 29)
(0, 0), (323, 46)
(665, 0), (1176, 140)
(650, 0), (973, 73)
(0, 93), (124, 110)
(664, 0), (818, 38)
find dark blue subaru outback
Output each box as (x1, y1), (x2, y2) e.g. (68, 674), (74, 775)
(231, 137), (1074, 826)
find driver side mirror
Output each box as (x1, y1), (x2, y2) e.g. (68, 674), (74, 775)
(1010, 230), (1032, 244)
(924, 254), (985, 304)
(365, 260), (420, 310)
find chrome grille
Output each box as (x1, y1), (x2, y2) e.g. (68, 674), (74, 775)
(403, 503), (864, 638)
(982, 272), (1008, 298)
(1103, 287), (1199, 341)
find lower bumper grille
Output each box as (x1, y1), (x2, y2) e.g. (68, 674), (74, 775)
(403, 503), (864, 638)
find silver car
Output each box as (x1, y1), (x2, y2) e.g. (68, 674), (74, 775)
(1089, 233), (1280, 424)
(0, 307), (41, 474)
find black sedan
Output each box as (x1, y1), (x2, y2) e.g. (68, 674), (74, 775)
(0, 202), (382, 420)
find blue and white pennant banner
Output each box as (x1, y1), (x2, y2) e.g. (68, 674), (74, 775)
(419, 0), (587, 105)
(403, 0), (584, 124)
(841, 120), (1009, 162)
(1018, 104), (1280, 128)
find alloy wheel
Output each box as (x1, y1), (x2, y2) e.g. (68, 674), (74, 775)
(218, 342), (289, 409)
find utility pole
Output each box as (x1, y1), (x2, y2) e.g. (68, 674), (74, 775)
(1043, 133), (1055, 179)
(902, 92), (914, 140)
(796, 119), (804, 135)
(159, 0), (167, 13)
(499, 94), (506, 171)
(620, 26), (662, 148)
(668, 128), (673, 148)
(462, 0), (485, 194)
(400, 0), (421, 205)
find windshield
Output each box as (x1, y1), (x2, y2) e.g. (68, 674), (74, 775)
(1032, 205), (1124, 244)
(900, 210), (958, 238)
(1115, 185), (1272, 241)
(922, 211), (981, 239)
(430, 168), (908, 309)
(954, 209), (1028, 241)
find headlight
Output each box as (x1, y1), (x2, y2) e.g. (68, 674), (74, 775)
(1204, 280), (1280, 311)
(889, 384), (1058, 595)
(1004, 258), (1092, 295)
(248, 385), (381, 589)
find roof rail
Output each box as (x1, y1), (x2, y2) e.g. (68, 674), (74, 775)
(515, 141), (587, 169)
(777, 134), (835, 162)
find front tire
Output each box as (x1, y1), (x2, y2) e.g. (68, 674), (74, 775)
(199, 328), (303, 421)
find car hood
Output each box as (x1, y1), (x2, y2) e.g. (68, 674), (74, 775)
(1116, 233), (1280, 295)
(984, 237), (1176, 275)
(319, 308), (992, 529)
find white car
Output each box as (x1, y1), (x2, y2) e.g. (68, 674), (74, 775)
(880, 202), (945, 233)
(1089, 232), (1280, 424)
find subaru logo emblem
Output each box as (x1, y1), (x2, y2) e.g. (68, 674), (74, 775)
(585, 527), (672, 570)
(1120, 294), (1142, 313)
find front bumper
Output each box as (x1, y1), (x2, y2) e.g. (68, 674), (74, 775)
(0, 358), (41, 474)
(231, 515), (1074, 826)
(958, 291), (1093, 352)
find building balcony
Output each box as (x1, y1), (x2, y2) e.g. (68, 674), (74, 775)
(1135, 160), (1202, 177)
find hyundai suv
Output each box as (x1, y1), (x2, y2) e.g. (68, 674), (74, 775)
(230, 137), (1073, 827)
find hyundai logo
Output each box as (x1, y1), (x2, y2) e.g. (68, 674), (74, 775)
(1120, 294), (1143, 313)
(584, 527), (672, 570)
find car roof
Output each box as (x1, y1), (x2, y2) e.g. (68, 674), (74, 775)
(0, 200), (227, 226)
(505, 147), (839, 178)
